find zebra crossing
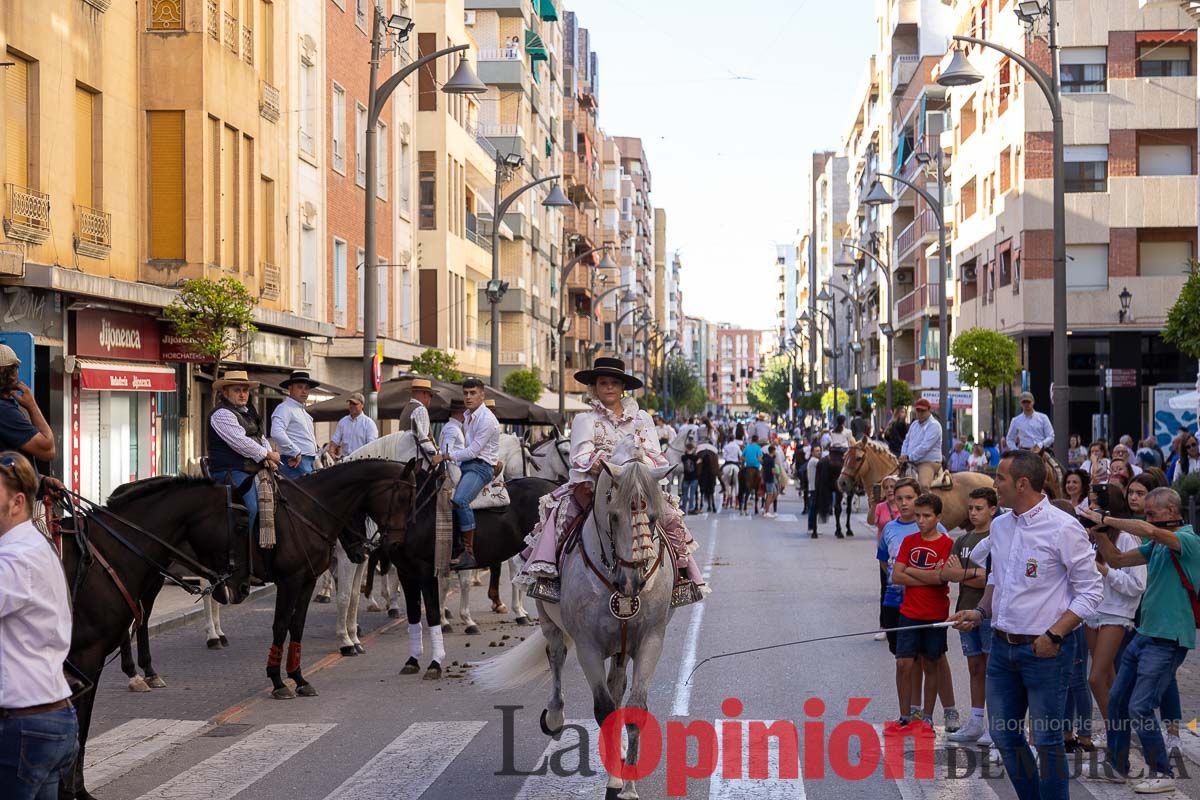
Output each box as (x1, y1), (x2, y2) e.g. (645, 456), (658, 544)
(86, 716), (1200, 800)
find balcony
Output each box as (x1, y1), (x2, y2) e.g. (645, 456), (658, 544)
(477, 49), (526, 90)
(478, 285), (526, 314)
(892, 54), (919, 93)
(3, 185), (50, 245)
(894, 207), (937, 263)
(464, 0), (528, 16)
(223, 12), (238, 54)
(259, 80), (280, 123)
(898, 134), (939, 187)
(207, 0), (218, 40)
(73, 205), (111, 259)
(895, 282), (950, 327)
(897, 360), (918, 384)
(891, 0), (918, 35)
(465, 220), (493, 253)
(500, 350), (527, 366)
(480, 122), (525, 162)
(261, 263), (281, 300)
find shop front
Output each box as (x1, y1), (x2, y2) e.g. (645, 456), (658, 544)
(68, 307), (176, 502)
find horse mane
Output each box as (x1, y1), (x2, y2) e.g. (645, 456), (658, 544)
(862, 438), (896, 459)
(343, 431), (418, 463)
(608, 459), (667, 521)
(107, 475), (214, 510)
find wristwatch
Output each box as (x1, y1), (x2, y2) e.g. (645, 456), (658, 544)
(1044, 630), (1064, 647)
(974, 605), (990, 621)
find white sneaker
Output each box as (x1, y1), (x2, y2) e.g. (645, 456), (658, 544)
(978, 728), (993, 747)
(874, 631), (887, 641)
(947, 716), (986, 743)
(1133, 777), (1177, 794)
(1083, 761), (1127, 783)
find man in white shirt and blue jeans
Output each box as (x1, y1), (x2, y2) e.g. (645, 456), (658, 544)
(951, 449), (1102, 800)
(0, 451), (77, 799)
(271, 371), (321, 479)
(434, 378), (499, 570)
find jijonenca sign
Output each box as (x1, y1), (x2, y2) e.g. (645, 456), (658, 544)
(72, 308), (162, 362)
(99, 318), (142, 352)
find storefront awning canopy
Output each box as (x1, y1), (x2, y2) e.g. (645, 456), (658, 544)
(76, 360), (177, 392)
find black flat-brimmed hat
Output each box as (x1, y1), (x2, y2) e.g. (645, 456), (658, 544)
(574, 357), (642, 390)
(280, 370), (321, 389)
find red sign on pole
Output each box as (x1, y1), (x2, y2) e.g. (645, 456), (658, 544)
(71, 309), (162, 362)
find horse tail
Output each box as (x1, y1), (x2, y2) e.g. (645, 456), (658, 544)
(472, 627), (573, 692)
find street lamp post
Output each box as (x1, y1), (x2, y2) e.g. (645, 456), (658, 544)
(838, 240), (896, 420)
(937, 0), (1066, 463)
(800, 305), (838, 422)
(555, 246), (617, 418)
(363, 13), (486, 418)
(822, 280), (862, 412)
(864, 147), (950, 460)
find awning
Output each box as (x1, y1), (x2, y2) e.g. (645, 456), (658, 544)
(1136, 30), (1197, 44)
(525, 30), (548, 61)
(537, 0), (558, 22)
(76, 360), (176, 392)
(536, 388), (590, 414)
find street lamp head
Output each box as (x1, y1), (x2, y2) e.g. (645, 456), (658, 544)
(542, 183), (573, 208)
(596, 251), (618, 270)
(849, 341), (864, 354)
(798, 310), (810, 324)
(834, 247), (857, 269)
(817, 288), (833, 303)
(863, 180), (895, 208)
(442, 56), (488, 94)
(503, 152), (525, 169)
(1015, 0), (1046, 22)
(386, 13), (414, 35)
(937, 47), (985, 88)
(1118, 286), (1133, 322)
(879, 322), (895, 337)
(791, 321), (802, 335)
(822, 347), (835, 359)
(485, 278), (509, 302)
(914, 151), (933, 165)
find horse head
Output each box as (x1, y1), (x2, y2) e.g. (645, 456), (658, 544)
(363, 458), (419, 554)
(596, 442), (672, 598)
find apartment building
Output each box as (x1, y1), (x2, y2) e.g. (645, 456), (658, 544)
(804, 151), (850, 396)
(775, 243), (798, 342)
(0, 0), (335, 499)
(466, 0), (565, 386)
(716, 325), (764, 414)
(949, 0), (1197, 440)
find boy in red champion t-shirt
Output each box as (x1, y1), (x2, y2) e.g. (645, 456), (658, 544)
(891, 493), (954, 730)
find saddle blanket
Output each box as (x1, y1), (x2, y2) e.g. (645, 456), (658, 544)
(470, 476), (510, 510)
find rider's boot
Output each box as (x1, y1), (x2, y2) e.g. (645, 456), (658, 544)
(450, 530), (478, 570)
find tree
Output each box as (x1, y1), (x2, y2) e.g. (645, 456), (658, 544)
(1164, 260), (1200, 360)
(873, 379), (914, 411)
(662, 355), (711, 417)
(409, 348), (463, 383)
(502, 368), (543, 402)
(748, 360), (791, 415)
(164, 277), (257, 374)
(637, 392), (661, 412)
(950, 327), (1021, 438)
(821, 387), (850, 414)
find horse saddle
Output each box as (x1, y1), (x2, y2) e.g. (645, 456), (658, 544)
(930, 467), (954, 490)
(469, 476), (510, 510)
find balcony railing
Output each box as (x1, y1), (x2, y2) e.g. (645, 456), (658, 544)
(500, 350), (527, 366)
(3, 184), (51, 245)
(223, 12), (238, 54)
(466, 225), (493, 253)
(261, 263), (281, 300)
(895, 207), (937, 259)
(897, 360), (918, 384)
(73, 204), (111, 259)
(259, 80), (281, 122)
(899, 134), (940, 185)
(479, 47), (522, 61)
(242, 26), (253, 64)
(896, 281), (947, 325)
(892, 53), (920, 91)
(207, 0), (219, 40)
(479, 123), (523, 138)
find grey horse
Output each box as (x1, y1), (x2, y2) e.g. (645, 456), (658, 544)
(475, 440), (675, 800)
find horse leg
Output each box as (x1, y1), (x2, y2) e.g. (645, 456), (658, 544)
(349, 560), (367, 653)
(620, 634), (668, 800)
(421, 575), (445, 680)
(120, 631), (149, 692)
(314, 568), (333, 603)
(64, 651), (106, 800)
(539, 615), (568, 736)
(489, 563), (509, 614)
(508, 558), (532, 625)
(138, 598), (166, 688)
(384, 565), (402, 619)
(845, 498), (854, 537)
(576, 643), (622, 795)
(204, 594), (223, 648)
(457, 570), (481, 635)
(399, 572), (425, 675)
(267, 581), (295, 699)
(438, 575), (454, 633)
(334, 544), (357, 657)
(286, 576), (319, 697)
(834, 492), (845, 538)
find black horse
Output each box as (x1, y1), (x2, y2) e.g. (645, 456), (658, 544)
(60, 476), (252, 800)
(696, 449), (720, 513)
(374, 470), (557, 678)
(826, 448), (854, 538)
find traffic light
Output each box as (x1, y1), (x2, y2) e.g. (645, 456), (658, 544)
(748, 367), (754, 379)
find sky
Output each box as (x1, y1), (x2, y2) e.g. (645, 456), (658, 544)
(568, 0), (877, 329)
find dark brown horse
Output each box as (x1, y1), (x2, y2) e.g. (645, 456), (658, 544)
(696, 448), (720, 513)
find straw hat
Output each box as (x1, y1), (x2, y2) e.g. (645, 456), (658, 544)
(213, 369), (259, 391)
(484, 398), (496, 408)
(0, 344), (20, 368)
(409, 377), (433, 392)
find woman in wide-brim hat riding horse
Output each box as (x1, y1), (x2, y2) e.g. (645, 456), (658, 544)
(514, 357), (710, 603)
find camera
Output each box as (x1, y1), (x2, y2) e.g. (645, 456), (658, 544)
(1093, 483), (1110, 511)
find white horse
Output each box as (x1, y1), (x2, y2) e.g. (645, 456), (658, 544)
(662, 424), (696, 497)
(475, 440), (675, 800)
(720, 461), (740, 511)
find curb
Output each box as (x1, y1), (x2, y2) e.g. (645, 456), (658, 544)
(147, 585), (277, 637)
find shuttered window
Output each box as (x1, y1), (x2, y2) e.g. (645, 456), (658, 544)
(222, 125), (238, 268)
(417, 34), (437, 112)
(147, 111), (185, 260)
(5, 55), (30, 188)
(260, 176), (274, 266)
(75, 87), (94, 208)
(418, 150), (436, 230)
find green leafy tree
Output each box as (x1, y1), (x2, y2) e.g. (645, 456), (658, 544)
(1164, 260), (1200, 360)
(637, 392), (661, 412)
(502, 368), (544, 402)
(873, 379), (914, 411)
(164, 277), (257, 375)
(662, 355), (711, 417)
(679, 383), (709, 416)
(409, 348), (463, 383)
(748, 359), (792, 415)
(950, 327), (1021, 438)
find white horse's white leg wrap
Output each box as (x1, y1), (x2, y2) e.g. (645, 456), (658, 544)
(407, 623), (424, 660)
(429, 625), (446, 664)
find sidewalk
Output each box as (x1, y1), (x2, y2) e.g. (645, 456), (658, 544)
(146, 583), (275, 636)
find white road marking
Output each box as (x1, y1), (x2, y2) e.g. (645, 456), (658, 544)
(132, 722), (334, 800)
(322, 721), (486, 800)
(515, 719), (605, 799)
(709, 719), (806, 799)
(874, 724), (1003, 800)
(773, 513), (799, 523)
(673, 517), (719, 717)
(86, 718), (211, 789)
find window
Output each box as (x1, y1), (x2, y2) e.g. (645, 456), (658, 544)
(356, 0), (367, 31)
(243, 134), (254, 274)
(961, 176), (977, 219)
(998, 58), (1012, 114)
(399, 137), (411, 214)
(1139, 143), (1192, 176)
(299, 59), (316, 156)
(221, 124), (239, 268)
(356, 247), (365, 329)
(333, 238), (347, 326)
(400, 267), (413, 340)
(147, 111), (185, 260)
(1139, 240), (1191, 276)
(999, 146), (1012, 193)
(5, 53), (31, 189)
(1060, 47), (1106, 94)
(998, 247), (1012, 287)
(301, 225), (317, 317)
(331, 84), (346, 174)
(1137, 44), (1192, 77)
(355, 103), (367, 187)
(377, 121), (387, 199)
(418, 150), (436, 230)
(259, 0), (274, 83)
(1064, 145), (1108, 193)
(75, 87), (96, 209)
(260, 176), (274, 266)
(378, 257), (388, 335)
(1066, 244), (1109, 290)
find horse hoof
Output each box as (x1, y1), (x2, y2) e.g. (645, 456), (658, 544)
(400, 658), (420, 675)
(340, 645), (358, 657)
(146, 674), (167, 689)
(493, 603), (510, 614)
(206, 638), (222, 650)
(218, 635), (229, 647)
(367, 602), (383, 612)
(442, 624), (454, 634)
(354, 643), (366, 655)
(387, 608), (401, 619)
(128, 675), (151, 692)
(272, 686), (296, 700)
(464, 625), (481, 636)
(514, 615), (533, 626)
(423, 662), (442, 680)
(296, 683), (319, 697)
(539, 708), (564, 737)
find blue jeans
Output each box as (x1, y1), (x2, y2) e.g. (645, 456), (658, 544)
(682, 479), (699, 512)
(452, 459), (495, 531)
(0, 707), (78, 800)
(279, 454), (315, 480)
(986, 635), (1070, 800)
(216, 469), (258, 531)
(1064, 626), (1092, 737)
(1105, 633), (1188, 778)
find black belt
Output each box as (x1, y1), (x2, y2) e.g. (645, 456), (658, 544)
(992, 627), (1038, 646)
(0, 698), (72, 719)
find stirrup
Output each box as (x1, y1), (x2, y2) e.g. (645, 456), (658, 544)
(671, 580), (704, 608)
(528, 577), (561, 604)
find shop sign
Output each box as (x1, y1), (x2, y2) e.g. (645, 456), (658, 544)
(160, 327), (212, 363)
(1104, 368), (1138, 389)
(233, 330), (311, 369)
(920, 389), (974, 409)
(72, 309), (161, 362)
(77, 362), (176, 392)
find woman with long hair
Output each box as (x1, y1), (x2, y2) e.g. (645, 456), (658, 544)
(1064, 468), (1091, 517)
(1088, 440), (1111, 483)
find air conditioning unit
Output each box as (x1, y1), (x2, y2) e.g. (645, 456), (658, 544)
(464, 9), (475, 25)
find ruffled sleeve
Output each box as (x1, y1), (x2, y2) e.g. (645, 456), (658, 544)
(569, 411), (600, 484)
(636, 411), (669, 468)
